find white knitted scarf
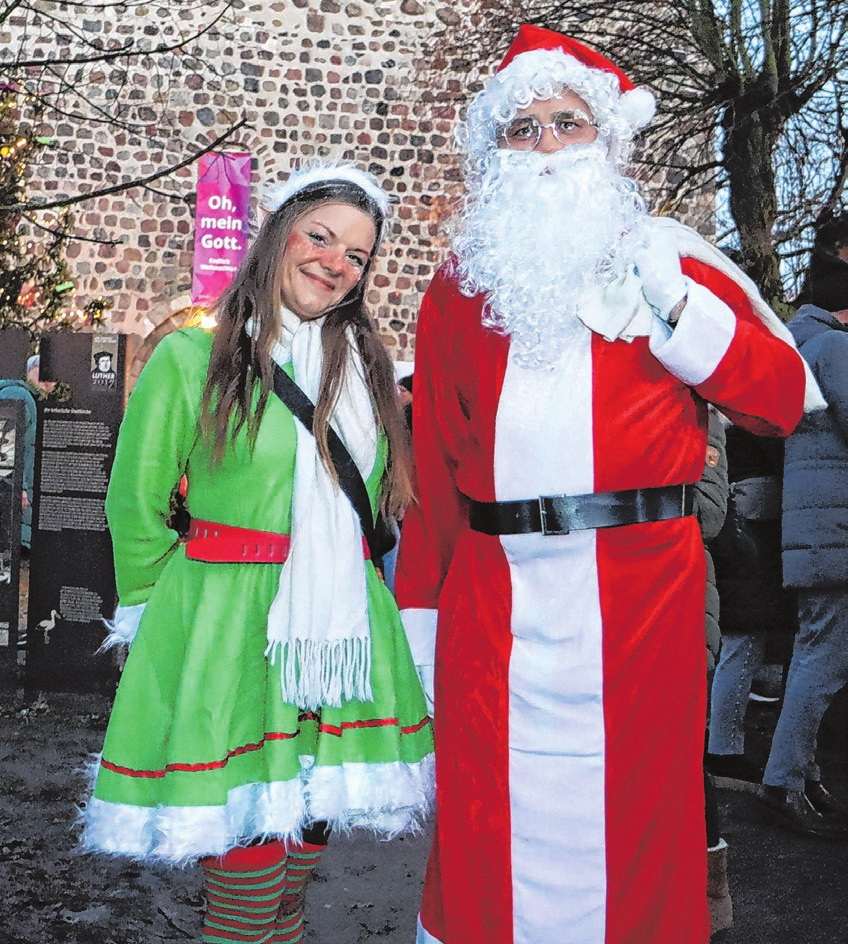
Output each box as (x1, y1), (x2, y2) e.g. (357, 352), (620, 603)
(254, 309), (378, 709)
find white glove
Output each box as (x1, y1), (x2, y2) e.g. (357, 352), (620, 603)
(633, 227), (688, 321)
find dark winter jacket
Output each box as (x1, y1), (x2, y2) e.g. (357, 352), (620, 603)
(694, 409), (728, 669)
(710, 423), (795, 648)
(782, 304), (848, 589)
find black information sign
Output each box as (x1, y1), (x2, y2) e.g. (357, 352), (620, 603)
(0, 400), (24, 688)
(26, 332), (126, 694)
(0, 328), (30, 378)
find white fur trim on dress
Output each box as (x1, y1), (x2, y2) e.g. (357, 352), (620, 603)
(98, 603), (146, 651)
(80, 754), (434, 864)
(263, 161), (391, 218)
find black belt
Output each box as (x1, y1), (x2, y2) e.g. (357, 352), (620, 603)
(468, 484), (694, 537)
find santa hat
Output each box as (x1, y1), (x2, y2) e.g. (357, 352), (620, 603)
(462, 23), (656, 164)
(495, 25), (656, 131)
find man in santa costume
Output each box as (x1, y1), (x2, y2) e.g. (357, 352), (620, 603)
(395, 24), (819, 944)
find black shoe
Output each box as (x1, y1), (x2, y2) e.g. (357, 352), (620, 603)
(805, 780), (848, 819)
(705, 752), (763, 783)
(759, 786), (848, 839)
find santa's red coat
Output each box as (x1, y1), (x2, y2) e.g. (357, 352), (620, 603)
(395, 256), (805, 944)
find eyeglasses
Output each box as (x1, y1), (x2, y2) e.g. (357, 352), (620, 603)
(497, 110), (599, 151)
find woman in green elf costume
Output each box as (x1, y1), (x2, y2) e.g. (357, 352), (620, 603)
(81, 163), (434, 944)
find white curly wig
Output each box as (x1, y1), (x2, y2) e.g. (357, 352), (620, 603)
(460, 47), (656, 173)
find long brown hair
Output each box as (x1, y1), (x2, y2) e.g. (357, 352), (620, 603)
(200, 181), (412, 516)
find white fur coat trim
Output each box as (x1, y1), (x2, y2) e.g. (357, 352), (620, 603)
(576, 217), (826, 413)
(656, 218), (826, 412)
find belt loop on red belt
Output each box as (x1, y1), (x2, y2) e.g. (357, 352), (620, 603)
(185, 518), (370, 563)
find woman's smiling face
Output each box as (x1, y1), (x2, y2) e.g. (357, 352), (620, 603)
(279, 201), (377, 321)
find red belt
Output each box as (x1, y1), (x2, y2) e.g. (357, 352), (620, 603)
(185, 518), (370, 563)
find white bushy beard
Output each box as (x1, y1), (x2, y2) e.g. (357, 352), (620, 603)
(451, 143), (648, 368)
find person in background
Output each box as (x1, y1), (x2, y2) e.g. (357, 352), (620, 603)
(396, 24), (813, 944)
(705, 423), (798, 784)
(383, 371), (413, 595)
(397, 372), (413, 433)
(81, 163), (434, 943)
(759, 210), (848, 839)
(0, 354), (55, 550)
(693, 407), (733, 933)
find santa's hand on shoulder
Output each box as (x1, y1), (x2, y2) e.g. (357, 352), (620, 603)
(633, 226), (688, 324)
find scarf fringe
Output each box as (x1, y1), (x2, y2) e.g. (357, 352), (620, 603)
(266, 636), (373, 710)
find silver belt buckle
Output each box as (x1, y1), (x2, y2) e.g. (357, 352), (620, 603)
(539, 495), (570, 536)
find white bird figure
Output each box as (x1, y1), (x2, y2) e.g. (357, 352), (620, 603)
(37, 609), (60, 645)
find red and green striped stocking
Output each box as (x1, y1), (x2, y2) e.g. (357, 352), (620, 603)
(201, 841), (288, 944)
(272, 840), (327, 944)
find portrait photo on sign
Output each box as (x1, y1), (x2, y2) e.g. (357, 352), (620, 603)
(89, 336), (119, 389)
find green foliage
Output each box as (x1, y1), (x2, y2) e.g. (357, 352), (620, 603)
(0, 84), (111, 338)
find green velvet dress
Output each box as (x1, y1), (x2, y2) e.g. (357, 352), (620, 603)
(81, 328), (434, 862)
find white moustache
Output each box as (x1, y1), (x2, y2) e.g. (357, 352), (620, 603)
(488, 142), (612, 181)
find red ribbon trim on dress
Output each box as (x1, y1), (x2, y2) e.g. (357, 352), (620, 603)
(99, 715), (431, 778)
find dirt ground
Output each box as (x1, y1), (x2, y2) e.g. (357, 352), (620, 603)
(1, 686), (846, 944)
(0, 690), (432, 944)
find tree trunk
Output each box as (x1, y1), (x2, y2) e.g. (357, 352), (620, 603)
(722, 106), (789, 319)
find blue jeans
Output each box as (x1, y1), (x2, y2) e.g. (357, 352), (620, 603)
(708, 631), (767, 755)
(764, 587), (848, 791)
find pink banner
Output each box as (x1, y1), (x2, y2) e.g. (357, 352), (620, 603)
(191, 151), (252, 305)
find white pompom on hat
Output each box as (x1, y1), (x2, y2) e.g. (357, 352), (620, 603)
(495, 24), (656, 132)
(262, 162), (391, 219)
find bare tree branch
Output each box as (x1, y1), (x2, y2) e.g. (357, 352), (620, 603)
(2, 117), (249, 212)
(6, 2), (233, 68)
(24, 211), (125, 245)
(424, 0), (847, 311)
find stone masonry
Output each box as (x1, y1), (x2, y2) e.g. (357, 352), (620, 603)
(4, 1), (714, 374)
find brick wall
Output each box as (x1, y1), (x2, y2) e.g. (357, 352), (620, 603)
(5, 1), (478, 362)
(5, 2), (714, 368)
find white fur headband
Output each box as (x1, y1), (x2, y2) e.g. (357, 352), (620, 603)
(262, 163), (391, 218)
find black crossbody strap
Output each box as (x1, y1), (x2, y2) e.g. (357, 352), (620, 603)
(271, 363), (377, 558)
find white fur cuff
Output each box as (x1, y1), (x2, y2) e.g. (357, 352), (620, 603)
(99, 602), (147, 651)
(648, 278), (735, 385)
